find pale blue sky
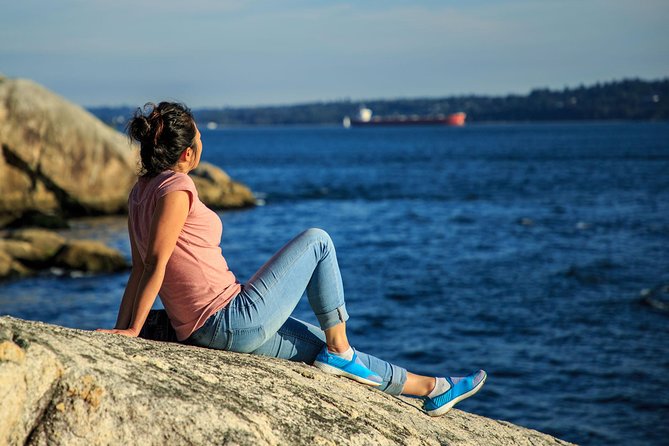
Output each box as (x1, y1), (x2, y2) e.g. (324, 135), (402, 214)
(1, 0), (667, 107)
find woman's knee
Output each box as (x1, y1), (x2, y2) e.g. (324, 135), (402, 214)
(301, 227), (332, 246)
(300, 228), (335, 257)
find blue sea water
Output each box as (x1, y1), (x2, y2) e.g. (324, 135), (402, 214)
(2, 122), (669, 445)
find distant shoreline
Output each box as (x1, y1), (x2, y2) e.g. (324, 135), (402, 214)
(117, 120), (669, 131)
(90, 77), (668, 127)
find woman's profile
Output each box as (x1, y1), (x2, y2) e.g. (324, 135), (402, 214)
(97, 101), (486, 416)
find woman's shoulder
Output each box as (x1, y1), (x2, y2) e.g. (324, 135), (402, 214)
(152, 171), (199, 212)
(156, 171), (197, 193)
(129, 171), (199, 208)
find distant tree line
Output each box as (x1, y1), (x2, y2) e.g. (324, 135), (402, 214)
(89, 78), (669, 127)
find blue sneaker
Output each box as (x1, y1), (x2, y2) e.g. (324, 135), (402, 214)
(313, 346), (383, 387)
(423, 370), (487, 416)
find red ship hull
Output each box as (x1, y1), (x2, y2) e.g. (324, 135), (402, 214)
(350, 112), (466, 127)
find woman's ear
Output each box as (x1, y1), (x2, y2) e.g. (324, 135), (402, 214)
(180, 147), (193, 162)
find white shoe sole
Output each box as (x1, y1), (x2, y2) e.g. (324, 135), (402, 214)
(426, 372), (487, 417)
(313, 361), (382, 387)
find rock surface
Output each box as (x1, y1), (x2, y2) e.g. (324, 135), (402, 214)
(0, 316), (575, 446)
(0, 77), (255, 227)
(0, 229), (128, 280)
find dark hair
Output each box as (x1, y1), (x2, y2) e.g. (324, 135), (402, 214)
(127, 102), (197, 177)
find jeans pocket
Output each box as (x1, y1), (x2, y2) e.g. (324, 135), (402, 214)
(228, 326), (266, 353)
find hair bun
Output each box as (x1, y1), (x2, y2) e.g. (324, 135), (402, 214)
(128, 113), (152, 144)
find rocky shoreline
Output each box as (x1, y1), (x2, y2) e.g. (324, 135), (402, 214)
(0, 316), (575, 445)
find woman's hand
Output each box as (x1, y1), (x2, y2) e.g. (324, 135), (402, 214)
(95, 327), (140, 337)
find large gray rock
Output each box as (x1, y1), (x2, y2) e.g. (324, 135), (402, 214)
(0, 317), (574, 446)
(0, 77), (255, 226)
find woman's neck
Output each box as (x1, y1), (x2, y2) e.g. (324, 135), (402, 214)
(170, 162), (192, 174)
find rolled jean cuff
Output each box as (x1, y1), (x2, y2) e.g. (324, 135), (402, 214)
(384, 363), (408, 396)
(315, 304), (349, 330)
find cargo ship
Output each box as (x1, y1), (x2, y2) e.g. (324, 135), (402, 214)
(343, 107), (466, 128)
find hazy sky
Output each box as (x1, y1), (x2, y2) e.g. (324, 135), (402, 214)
(1, 0), (668, 107)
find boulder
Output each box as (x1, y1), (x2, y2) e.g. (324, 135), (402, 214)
(53, 240), (127, 273)
(191, 163), (256, 209)
(0, 316), (574, 446)
(0, 229), (129, 280)
(0, 78), (136, 220)
(2, 229), (66, 264)
(0, 77), (255, 227)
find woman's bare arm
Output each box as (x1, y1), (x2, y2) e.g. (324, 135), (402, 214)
(97, 190), (190, 337)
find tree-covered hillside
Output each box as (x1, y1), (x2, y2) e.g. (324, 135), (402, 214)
(90, 78), (668, 127)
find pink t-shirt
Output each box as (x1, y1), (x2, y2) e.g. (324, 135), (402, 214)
(128, 170), (241, 341)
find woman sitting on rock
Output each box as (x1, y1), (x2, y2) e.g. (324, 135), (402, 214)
(97, 102), (486, 416)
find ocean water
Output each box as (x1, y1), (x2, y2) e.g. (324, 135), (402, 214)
(2, 122), (668, 445)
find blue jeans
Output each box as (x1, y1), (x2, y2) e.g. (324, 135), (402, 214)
(186, 228), (407, 395)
